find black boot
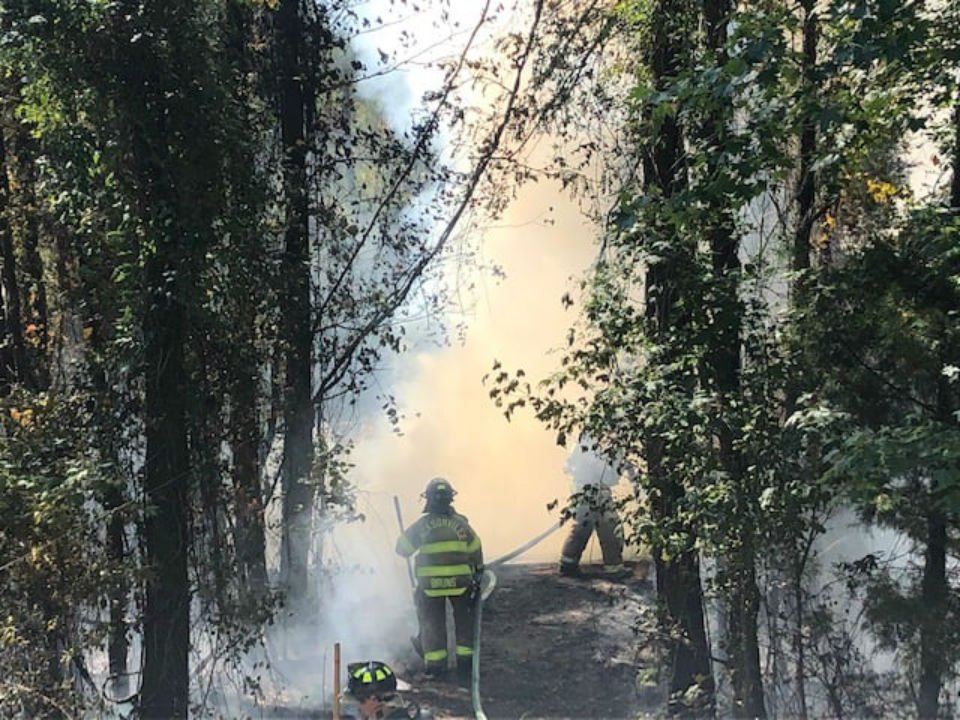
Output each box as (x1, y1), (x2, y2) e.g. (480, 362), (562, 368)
(423, 663), (448, 681)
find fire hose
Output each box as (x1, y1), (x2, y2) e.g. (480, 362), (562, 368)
(489, 521), (561, 567)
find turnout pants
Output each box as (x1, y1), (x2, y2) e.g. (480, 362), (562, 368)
(560, 486), (624, 571)
(415, 591), (476, 673)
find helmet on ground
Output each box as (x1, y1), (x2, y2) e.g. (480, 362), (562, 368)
(422, 477), (456, 503)
(347, 661), (397, 700)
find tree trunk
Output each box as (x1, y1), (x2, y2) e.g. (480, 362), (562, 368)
(106, 484), (130, 697)
(917, 98), (960, 720)
(702, 0), (766, 715)
(649, 437), (715, 716)
(233, 363), (268, 598)
(727, 549), (765, 718)
(950, 102), (960, 213)
(139, 254), (191, 719)
(642, 2), (714, 715)
(12, 126), (49, 387)
(790, 545), (810, 719)
(0, 126), (29, 390)
(277, 0), (315, 603)
(222, 0), (269, 602)
(916, 489), (946, 719)
(785, 8), (818, 714)
(793, 0), (818, 285)
(0, 256), (9, 392)
(785, 0), (818, 415)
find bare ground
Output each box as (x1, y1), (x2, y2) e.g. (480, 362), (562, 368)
(398, 561), (659, 720)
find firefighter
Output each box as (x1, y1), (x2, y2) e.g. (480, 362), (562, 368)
(396, 477), (483, 685)
(344, 661), (423, 719)
(558, 435), (629, 579)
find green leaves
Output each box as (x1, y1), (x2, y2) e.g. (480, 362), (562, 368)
(0, 390), (129, 716)
(826, 420), (960, 521)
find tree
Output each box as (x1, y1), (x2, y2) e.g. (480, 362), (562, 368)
(1, 0), (566, 714)
(275, 0), (316, 605)
(0, 125), (28, 392)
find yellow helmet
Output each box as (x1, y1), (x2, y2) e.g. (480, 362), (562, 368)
(347, 661), (397, 700)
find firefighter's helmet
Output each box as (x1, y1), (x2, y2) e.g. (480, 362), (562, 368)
(423, 477), (456, 503)
(347, 660), (397, 700)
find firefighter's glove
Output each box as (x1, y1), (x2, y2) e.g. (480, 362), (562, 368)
(469, 572), (483, 600)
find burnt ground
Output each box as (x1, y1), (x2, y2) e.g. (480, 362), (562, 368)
(398, 561), (660, 720)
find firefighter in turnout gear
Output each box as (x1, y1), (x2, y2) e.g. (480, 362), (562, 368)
(344, 661), (424, 719)
(559, 435), (628, 579)
(396, 478), (483, 684)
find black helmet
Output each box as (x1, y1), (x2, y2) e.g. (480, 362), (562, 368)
(423, 477), (456, 503)
(347, 661), (397, 700)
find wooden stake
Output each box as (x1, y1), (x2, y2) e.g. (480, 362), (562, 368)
(394, 495), (416, 588)
(333, 642), (341, 720)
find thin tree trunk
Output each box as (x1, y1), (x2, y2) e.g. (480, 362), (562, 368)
(96, 371), (130, 698)
(950, 102), (960, 213)
(0, 126), (29, 389)
(106, 484), (130, 697)
(917, 100), (960, 720)
(196, 373), (230, 607)
(233, 363), (268, 597)
(728, 548), (765, 718)
(702, 0), (765, 714)
(917, 486), (946, 719)
(0, 257), (9, 392)
(785, 0), (818, 413)
(791, 541), (812, 719)
(223, 0), (269, 601)
(793, 0), (818, 286)
(277, 0), (315, 603)
(643, 2), (714, 715)
(785, 8), (818, 714)
(649, 442), (715, 717)
(13, 126), (49, 387)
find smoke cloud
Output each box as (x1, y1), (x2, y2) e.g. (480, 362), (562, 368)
(253, 179), (609, 716)
(268, 1), (616, 704)
(348, 182), (599, 566)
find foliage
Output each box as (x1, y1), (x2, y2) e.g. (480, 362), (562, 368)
(0, 390), (130, 717)
(489, 0), (960, 715)
(1, 0), (959, 715)
(0, 0), (553, 713)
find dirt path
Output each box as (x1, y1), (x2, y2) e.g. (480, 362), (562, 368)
(401, 561), (656, 719)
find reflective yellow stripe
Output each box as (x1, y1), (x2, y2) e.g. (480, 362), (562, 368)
(465, 536), (481, 553)
(603, 564), (625, 573)
(420, 540), (471, 554)
(455, 646), (474, 656)
(416, 564), (472, 577)
(424, 587), (467, 597)
(375, 669), (386, 681)
(424, 649), (447, 662)
(363, 671), (372, 682)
